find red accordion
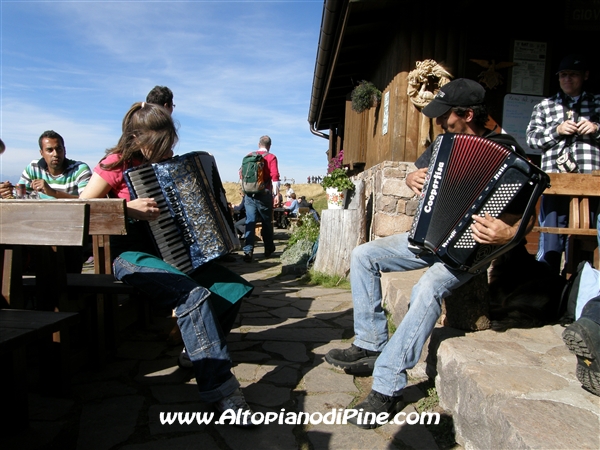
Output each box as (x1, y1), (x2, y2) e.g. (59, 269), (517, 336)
(408, 133), (550, 273)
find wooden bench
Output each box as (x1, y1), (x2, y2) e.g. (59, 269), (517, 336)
(288, 207), (311, 230)
(0, 201), (87, 434)
(532, 172), (599, 275)
(0, 309), (79, 434)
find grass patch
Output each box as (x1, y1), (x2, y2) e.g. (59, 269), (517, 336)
(416, 386), (439, 413)
(300, 270), (350, 290)
(386, 311), (397, 335)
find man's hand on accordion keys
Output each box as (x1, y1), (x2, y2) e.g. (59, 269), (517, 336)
(470, 213), (521, 246)
(127, 197), (161, 221)
(406, 167), (428, 196)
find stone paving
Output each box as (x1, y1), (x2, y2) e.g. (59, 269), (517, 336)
(1, 231), (442, 450)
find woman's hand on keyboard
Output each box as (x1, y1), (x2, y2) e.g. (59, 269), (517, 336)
(128, 198), (160, 221)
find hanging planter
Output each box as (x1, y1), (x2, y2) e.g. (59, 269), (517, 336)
(351, 80), (382, 113)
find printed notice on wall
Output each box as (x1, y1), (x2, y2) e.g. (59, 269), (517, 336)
(382, 91), (390, 135)
(502, 93), (545, 155)
(511, 41), (546, 96)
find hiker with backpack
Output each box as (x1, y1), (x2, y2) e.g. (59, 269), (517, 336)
(239, 135), (280, 262)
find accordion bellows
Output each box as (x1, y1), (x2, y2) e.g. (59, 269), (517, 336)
(124, 152), (238, 274)
(408, 133), (549, 273)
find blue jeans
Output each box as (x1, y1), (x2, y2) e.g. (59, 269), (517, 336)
(350, 233), (475, 397)
(113, 256), (239, 403)
(243, 192), (274, 254)
(536, 195), (569, 274)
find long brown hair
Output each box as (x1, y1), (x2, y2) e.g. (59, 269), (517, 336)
(101, 101), (178, 170)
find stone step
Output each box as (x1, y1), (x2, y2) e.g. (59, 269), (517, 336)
(382, 271), (600, 450)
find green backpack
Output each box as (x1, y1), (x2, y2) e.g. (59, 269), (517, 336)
(240, 151), (267, 194)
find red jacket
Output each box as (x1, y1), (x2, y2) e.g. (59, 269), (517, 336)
(256, 149), (280, 185)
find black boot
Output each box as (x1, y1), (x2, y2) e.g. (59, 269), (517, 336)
(325, 344), (381, 375)
(347, 390), (404, 429)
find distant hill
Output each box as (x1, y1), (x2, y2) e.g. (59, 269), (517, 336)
(224, 182), (328, 214)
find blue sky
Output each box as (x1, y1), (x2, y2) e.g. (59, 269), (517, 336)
(0, 0), (327, 184)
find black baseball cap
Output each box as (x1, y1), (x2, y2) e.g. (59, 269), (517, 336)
(422, 78), (486, 118)
(556, 54), (588, 73)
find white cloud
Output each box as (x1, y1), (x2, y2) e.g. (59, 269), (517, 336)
(1, 1), (328, 183)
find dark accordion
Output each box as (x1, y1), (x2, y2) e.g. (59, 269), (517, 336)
(408, 133), (549, 273)
(124, 151), (238, 274)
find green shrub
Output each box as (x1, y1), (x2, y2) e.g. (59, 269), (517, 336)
(287, 214), (320, 248)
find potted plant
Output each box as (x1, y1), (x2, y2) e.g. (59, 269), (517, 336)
(351, 80), (382, 113)
(321, 168), (354, 209)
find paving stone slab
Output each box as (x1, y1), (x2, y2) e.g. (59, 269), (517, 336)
(260, 365), (301, 387)
(0, 421), (64, 450)
(135, 360), (192, 384)
(120, 433), (220, 450)
(72, 360), (138, 383)
(291, 298), (349, 312)
(150, 383), (200, 403)
(77, 395), (145, 449)
(244, 327), (344, 342)
(262, 341), (309, 362)
(231, 350), (272, 363)
(285, 286), (350, 298)
(213, 406), (297, 450)
(268, 306), (308, 318)
(116, 340), (168, 360)
(28, 393), (75, 421)
(72, 380), (137, 402)
(246, 298), (293, 308)
(297, 391), (355, 414)
(147, 403), (213, 435)
(302, 366), (358, 393)
(306, 421), (394, 450)
(379, 404), (440, 450)
(241, 382), (291, 407)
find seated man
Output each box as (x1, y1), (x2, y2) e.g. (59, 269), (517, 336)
(0, 130), (92, 273)
(0, 130), (91, 199)
(286, 193), (299, 217)
(325, 79), (534, 428)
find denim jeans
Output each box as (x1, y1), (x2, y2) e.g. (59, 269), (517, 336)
(350, 233), (475, 397)
(243, 192), (275, 254)
(536, 195), (569, 274)
(113, 256), (239, 403)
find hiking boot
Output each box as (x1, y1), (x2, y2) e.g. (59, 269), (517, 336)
(347, 390), (405, 429)
(214, 388), (256, 427)
(177, 347), (193, 369)
(243, 252), (253, 263)
(325, 344), (381, 375)
(264, 247), (276, 258)
(563, 317), (600, 396)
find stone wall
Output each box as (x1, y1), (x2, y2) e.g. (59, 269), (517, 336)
(355, 161), (419, 240)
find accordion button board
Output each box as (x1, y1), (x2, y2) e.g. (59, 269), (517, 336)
(408, 133), (550, 273)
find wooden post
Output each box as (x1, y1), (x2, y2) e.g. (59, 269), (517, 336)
(313, 181), (366, 277)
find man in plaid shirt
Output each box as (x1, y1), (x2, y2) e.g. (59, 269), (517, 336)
(526, 54), (600, 274)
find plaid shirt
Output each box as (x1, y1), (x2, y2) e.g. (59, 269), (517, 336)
(526, 91), (600, 173)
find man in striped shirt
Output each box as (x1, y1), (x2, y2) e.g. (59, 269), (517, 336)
(1, 130), (91, 199)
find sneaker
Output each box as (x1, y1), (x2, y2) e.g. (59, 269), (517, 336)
(177, 347), (193, 369)
(243, 252), (253, 263)
(347, 390), (404, 429)
(214, 388), (256, 427)
(325, 344), (381, 375)
(562, 317), (600, 396)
